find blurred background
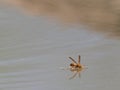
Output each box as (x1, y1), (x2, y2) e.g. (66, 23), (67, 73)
(1, 0), (120, 38)
(0, 0), (120, 90)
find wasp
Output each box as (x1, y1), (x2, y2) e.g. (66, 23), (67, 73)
(69, 55), (84, 71)
(60, 55), (85, 79)
(68, 55), (85, 79)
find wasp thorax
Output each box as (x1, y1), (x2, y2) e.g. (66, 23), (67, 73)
(75, 65), (82, 68)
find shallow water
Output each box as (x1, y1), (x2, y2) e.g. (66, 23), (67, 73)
(0, 7), (120, 90)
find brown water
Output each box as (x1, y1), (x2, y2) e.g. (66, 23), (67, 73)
(0, 2), (120, 90)
(1, 0), (120, 37)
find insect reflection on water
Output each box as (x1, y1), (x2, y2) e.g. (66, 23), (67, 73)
(61, 55), (86, 79)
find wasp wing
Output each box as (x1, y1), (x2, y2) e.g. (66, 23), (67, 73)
(78, 55), (81, 64)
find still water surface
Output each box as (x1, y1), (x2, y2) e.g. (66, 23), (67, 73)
(0, 7), (120, 90)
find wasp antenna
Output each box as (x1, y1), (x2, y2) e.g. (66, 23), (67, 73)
(69, 57), (77, 64)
